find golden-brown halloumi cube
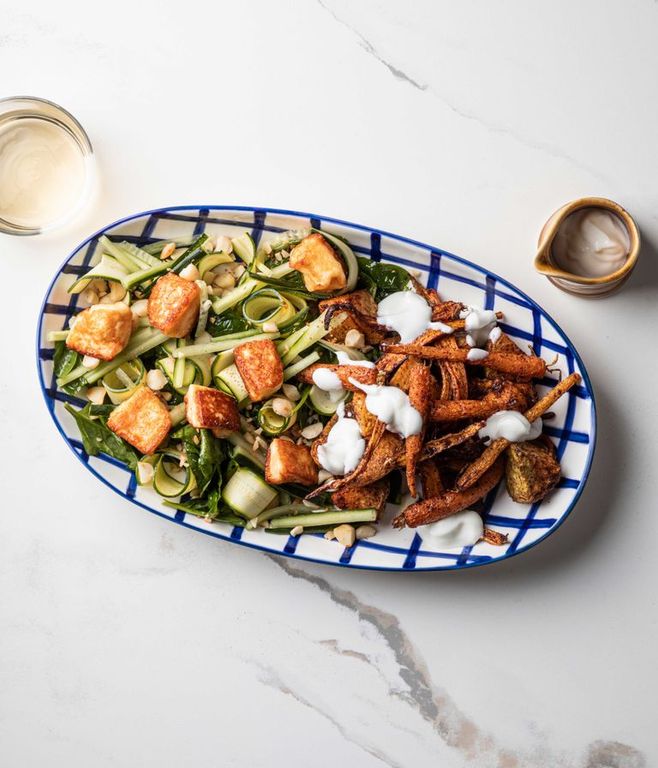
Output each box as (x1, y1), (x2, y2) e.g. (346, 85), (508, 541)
(265, 439), (318, 486)
(289, 233), (347, 293)
(184, 385), (240, 436)
(234, 339), (283, 402)
(147, 272), (200, 338)
(107, 386), (171, 455)
(66, 302), (132, 361)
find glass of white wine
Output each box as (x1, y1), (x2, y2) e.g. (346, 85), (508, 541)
(0, 96), (95, 236)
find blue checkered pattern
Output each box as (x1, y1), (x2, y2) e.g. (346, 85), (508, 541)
(36, 206), (596, 572)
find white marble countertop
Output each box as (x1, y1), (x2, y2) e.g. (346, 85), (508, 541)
(2, 1), (657, 766)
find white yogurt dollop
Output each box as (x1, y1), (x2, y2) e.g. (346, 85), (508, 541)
(467, 348), (489, 362)
(312, 367), (346, 403)
(334, 351), (375, 369)
(460, 306), (498, 348)
(316, 402), (365, 475)
(423, 510), (484, 549)
(349, 378), (422, 438)
(479, 410), (542, 443)
(377, 290), (453, 343)
(552, 208), (630, 278)
(488, 326), (502, 344)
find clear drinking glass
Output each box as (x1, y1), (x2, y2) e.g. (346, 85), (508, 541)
(0, 96), (95, 236)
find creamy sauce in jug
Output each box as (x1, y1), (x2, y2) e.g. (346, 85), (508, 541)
(552, 207), (630, 278)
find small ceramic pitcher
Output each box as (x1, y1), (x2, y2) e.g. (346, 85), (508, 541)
(534, 197), (640, 297)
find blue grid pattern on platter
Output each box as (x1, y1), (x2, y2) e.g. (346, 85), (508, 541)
(37, 206), (596, 572)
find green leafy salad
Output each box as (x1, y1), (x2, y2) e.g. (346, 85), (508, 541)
(51, 227), (412, 542)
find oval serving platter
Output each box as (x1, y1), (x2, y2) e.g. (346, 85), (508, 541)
(37, 206), (596, 572)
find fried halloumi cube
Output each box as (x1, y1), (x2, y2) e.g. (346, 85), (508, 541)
(234, 339), (283, 402)
(332, 479), (389, 516)
(184, 385), (240, 436)
(289, 233), (347, 293)
(66, 302), (132, 361)
(107, 386), (171, 455)
(265, 439), (318, 486)
(147, 272), (200, 338)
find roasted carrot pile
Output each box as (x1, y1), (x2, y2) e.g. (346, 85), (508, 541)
(301, 287), (581, 538)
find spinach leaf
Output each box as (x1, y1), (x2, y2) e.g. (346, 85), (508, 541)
(213, 508), (247, 527)
(206, 308), (251, 337)
(205, 487), (220, 519)
(175, 426), (225, 494)
(53, 341), (80, 379)
(64, 403), (139, 469)
(55, 342), (88, 396)
(89, 403), (115, 419)
(356, 266), (376, 296)
(357, 256), (411, 300)
(192, 430), (224, 493)
(225, 457), (241, 479)
(61, 378), (89, 397)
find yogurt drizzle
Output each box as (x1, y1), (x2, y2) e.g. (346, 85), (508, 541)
(312, 288), (509, 471)
(461, 306), (497, 347)
(349, 378), (423, 438)
(422, 509), (484, 549)
(311, 367), (345, 403)
(376, 291), (452, 344)
(316, 402), (365, 475)
(479, 410), (542, 443)
(488, 326), (502, 344)
(466, 348), (489, 362)
(334, 351), (375, 369)
(458, 305), (502, 361)
(311, 354), (375, 406)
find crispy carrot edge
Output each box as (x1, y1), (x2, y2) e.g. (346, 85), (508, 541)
(405, 362), (433, 496)
(455, 372), (582, 491)
(417, 460), (444, 498)
(383, 344), (547, 378)
(394, 457), (504, 528)
(481, 529), (508, 546)
(418, 421), (485, 462)
(430, 382), (528, 422)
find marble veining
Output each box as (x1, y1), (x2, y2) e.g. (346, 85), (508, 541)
(273, 558), (645, 768)
(254, 661), (405, 768)
(2, 1), (657, 765)
(315, 0), (610, 182)
(316, 0), (428, 91)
